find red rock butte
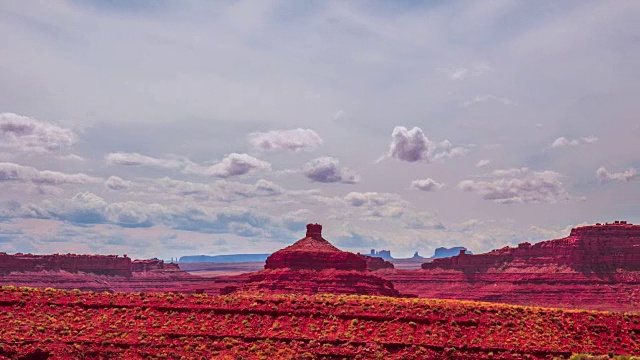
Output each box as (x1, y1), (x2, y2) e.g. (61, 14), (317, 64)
(225, 223), (403, 297)
(264, 223), (367, 271)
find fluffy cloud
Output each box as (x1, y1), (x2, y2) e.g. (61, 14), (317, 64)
(0, 113), (77, 153)
(458, 168), (569, 204)
(105, 176), (131, 191)
(385, 126), (466, 163)
(410, 178), (445, 191)
(596, 167), (637, 182)
(2, 192), (285, 237)
(344, 192), (397, 207)
(0, 162), (100, 186)
(248, 128), (323, 152)
(184, 153), (271, 178)
(550, 136), (598, 148)
(476, 159), (491, 168)
(105, 152), (182, 169)
(303, 157), (359, 184)
(152, 177), (284, 201)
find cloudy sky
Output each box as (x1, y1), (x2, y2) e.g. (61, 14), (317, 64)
(1, 0), (639, 260)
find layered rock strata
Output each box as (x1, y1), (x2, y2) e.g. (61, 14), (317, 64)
(0, 253), (181, 277)
(226, 224), (403, 297)
(0, 253), (133, 277)
(422, 222), (640, 272)
(383, 221), (640, 311)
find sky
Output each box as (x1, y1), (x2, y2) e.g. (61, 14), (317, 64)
(0, 0), (639, 260)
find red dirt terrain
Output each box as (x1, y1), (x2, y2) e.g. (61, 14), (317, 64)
(1, 286), (638, 359)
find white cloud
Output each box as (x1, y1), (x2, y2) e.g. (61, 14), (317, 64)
(385, 126), (466, 163)
(105, 176), (131, 191)
(344, 192), (397, 207)
(105, 152), (183, 169)
(462, 94), (514, 107)
(476, 159), (491, 167)
(411, 178), (445, 191)
(150, 177), (289, 202)
(0, 162), (100, 186)
(458, 167), (570, 204)
(0, 113), (77, 153)
(184, 153), (271, 178)
(442, 63), (492, 80)
(2, 192), (291, 238)
(303, 157), (359, 184)
(248, 128), (323, 152)
(550, 136), (599, 148)
(596, 167), (637, 182)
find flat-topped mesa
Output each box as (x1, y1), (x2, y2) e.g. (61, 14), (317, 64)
(422, 221), (640, 272)
(0, 252), (185, 277)
(264, 223), (367, 271)
(0, 253), (132, 277)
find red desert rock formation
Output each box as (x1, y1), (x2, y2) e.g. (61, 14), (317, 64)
(368, 221), (640, 312)
(0, 253), (133, 277)
(225, 224), (402, 297)
(0, 253), (182, 277)
(422, 221), (640, 272)
(359, 254), (395, 271)
(264, 223), (367, 271)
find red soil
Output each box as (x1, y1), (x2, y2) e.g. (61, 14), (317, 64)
(1, 286), (638, 359)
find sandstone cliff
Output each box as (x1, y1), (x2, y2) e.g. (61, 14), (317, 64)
(0, 253), (133, 277)
(422, 221), (640, 273)
(384, 221), (640, 311)
(0, 253), (182, 278)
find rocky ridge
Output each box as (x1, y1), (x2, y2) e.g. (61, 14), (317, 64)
(371, 221), (640, 311)
(422, 221), (640, 272)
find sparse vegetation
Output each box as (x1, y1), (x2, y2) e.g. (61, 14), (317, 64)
(0, 286), (638, 359)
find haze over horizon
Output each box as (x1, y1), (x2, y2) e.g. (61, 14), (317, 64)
(0, 0), (638, 259)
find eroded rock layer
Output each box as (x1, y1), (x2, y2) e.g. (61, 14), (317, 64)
(374, 222), (640, 311)
(0, 253), (133, 277)
(422, 222), (640, 272)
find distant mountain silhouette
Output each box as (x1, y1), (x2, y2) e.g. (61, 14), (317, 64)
(430, 247), (472, 259)
(179, 254), (270, 263)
